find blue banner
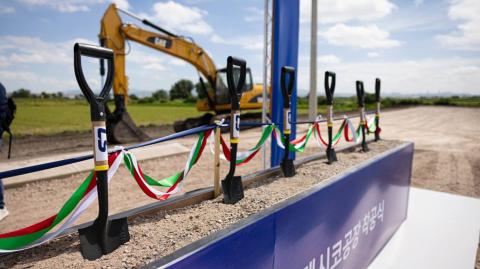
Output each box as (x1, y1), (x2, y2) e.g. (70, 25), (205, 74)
(154, 142), (414, 269)
(270, 0), (300, 167)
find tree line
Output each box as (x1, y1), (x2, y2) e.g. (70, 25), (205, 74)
(8, 78), (211, 103)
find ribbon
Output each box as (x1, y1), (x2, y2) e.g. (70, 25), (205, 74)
(124, 130), (212, 200)
(313, 120), (346, 148)
(219, 125), (273, 166)
(0, 151), (123, 252)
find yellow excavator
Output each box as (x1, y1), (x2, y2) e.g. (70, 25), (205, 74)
(99, 4), (267, 143)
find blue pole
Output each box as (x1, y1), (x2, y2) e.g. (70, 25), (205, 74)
(270, 0), (300, 167)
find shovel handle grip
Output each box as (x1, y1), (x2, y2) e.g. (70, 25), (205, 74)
(280, 66), (295, 108)
(74, 43), (114, 107)
(356, 80), (365, 107)
(324, 71), (336, 105)
(226, 56), (246, 110)
(375, 78), (381, 102)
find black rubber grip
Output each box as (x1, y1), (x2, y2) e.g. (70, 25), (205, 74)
(356, 80), (365, 107)
(281, 66), (295, 108)
(226, 56), (246, 110)
(74, 43), (114, 121)
(324, 71), (336, 105)
(375, 78), (381, 102)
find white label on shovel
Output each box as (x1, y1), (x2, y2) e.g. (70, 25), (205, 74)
(284, 108), (291, 131)
(94, 126), (108, 162)
(232, 112), (240, 138)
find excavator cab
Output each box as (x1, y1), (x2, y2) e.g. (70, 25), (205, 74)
(214, 67), (254, 107)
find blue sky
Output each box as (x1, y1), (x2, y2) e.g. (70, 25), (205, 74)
(0, 0), (479, 97)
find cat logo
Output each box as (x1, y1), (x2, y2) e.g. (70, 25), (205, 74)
(147, 36), (172, 49)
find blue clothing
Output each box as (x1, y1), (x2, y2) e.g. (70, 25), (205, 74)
(0, 82), (6, 208)
(0, 178), (3, 209)
(0, 82), (6, 136)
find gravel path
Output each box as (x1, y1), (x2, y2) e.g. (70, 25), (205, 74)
(1, 140), (401, 268)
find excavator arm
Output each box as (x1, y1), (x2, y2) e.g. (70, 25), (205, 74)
(99, 4), (217, 103)
(99, 4), (266, 136)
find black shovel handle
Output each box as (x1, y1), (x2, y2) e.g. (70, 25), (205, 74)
(74, 43), (114, 117)
(324, 71), (336, 105)
(281, 66), (295, 108)
(375, 78), (381, 102)
(356, 80), (365, 107)
(226, 56), (246, 110)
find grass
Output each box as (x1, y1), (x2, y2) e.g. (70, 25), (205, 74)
(6, 96), (480, 136)
(9, 99), (202, 136)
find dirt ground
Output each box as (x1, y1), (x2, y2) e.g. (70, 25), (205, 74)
(0, 106), (479, 267)
(1, 140), (402, 268)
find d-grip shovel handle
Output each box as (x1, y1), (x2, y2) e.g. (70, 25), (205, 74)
(356, 81), (365, 107)
(226, 56), (246, 110)
(324, 71), (336, 105)
(281, 66), (295, 108)
(74, 43), (114, 121)
(375, 78), (381, 102)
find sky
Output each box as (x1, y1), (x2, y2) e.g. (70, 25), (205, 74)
(0, 0), (479, 97)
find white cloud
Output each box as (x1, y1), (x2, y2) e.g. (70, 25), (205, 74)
(145, 1), (213, 35)
(318, 54), (341, 64)
(127, 49), (167, 71)
(0, 5), (15, 14)
(244, 7), (263, 23)
(16, 0), (129, 13)
(296, 56), (480, 95)
(17, 0), (102, 12)
(414, 0), (424, 6)
(211, 34), (263, 51)
(300, 0), (396, 24)
(111, 0), (130, 10)
(436, 0), (480, 50)
(0, 36), (94, 66)
(169, 58), (187, 66)
(321, 24), (401, 49)
(367, 52), (380, 58)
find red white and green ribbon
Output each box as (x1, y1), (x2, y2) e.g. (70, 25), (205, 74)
(288, 123), (316, 152)
(313, 120), (346, 148)
(219, 125), (273, 165)
(344, 117), (361, 142)
(364, 114), (378, 134)
(124, 129), (212, 200)
(0, 130), (213, 253)
(0, 150), (123, 253)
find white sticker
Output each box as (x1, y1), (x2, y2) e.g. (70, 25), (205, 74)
(377, 102), (381, 114)
(94, 126), (108, 162)
(327, 105), (333, 122)
(360, 107), (366, 121)
(232, 113), (240, 138)
(284, 108), (291, 131)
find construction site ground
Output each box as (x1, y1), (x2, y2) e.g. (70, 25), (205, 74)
(0, 106), (479, 267)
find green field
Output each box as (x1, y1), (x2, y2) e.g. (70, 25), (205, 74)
(10, 99), (203, 136)
(7, 96), (480, 136)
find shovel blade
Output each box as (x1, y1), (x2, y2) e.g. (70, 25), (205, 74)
(222, 176), (244, 204)
(79, 217), (130, 261)
(361, 142), (369, 152)
(281, 160), (296, 177)
(326, 148), (338, 164)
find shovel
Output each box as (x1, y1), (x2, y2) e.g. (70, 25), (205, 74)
(280, 66), (296, 177)
(73, 43), (130, 260)
(324, 71), (338, 164)
(356, 81), (369, 152)
(375, 78), (381, 141)
(221, 56), (246, 204)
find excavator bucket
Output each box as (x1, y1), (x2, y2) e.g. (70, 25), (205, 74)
(106, 95), (149, 144)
